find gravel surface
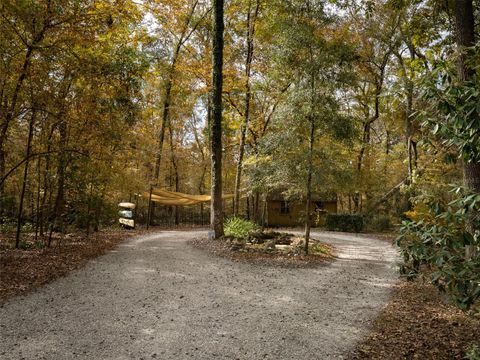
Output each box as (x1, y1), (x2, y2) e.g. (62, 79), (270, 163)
(0, 230), (398, 359)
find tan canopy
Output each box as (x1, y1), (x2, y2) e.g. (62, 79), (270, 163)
(143, 188), (234, 206)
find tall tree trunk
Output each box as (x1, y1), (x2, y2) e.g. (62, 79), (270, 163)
(152, 2), (200, 222)
(210, 0), (225, 238)
(454, 0), (479, 259)
(192, 113), (207, 227)
(35, 154), (41, 241)
(169, 124), (180, 226)
(48, 121), (67, 247)
(304, 55), (317, 254)
(39, 129), (54, 237)
(15, 111), (35, 248)
(355, 119), (372, 213)
(396, 50), (416, 182)
(153, 0), (200, 183)
(304, 114), (315, 255)
(154, 73), (173, 183)
(0, 46), (34, 200)
(454, 1), (475, 82)
(254, 191), (260, 222)
(233, 0), (259, 216)
(355, 51), (389, 212)
(406, 94), (415, 182)
(261, 195), (267, 229)
(0, 21), (47, 199)
(151, 69), (173, 224)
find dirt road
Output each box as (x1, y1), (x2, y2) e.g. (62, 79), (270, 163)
(0, 230), (398, 359)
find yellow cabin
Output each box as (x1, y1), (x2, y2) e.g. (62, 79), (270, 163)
(266, 196), (337, 227)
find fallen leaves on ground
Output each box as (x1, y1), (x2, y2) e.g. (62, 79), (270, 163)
(349, 279), (480, 360)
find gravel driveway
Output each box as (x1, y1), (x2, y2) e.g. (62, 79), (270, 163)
(0, 230), (398, 359)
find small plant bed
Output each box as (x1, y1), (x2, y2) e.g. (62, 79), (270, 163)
(349, 279), (480, 360)
(0, 228), (144, 303)
(191, 229), (335, 268)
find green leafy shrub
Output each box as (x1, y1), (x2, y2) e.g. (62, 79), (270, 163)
(325, 214), (363, 232)
(397, 187), (480, 310)
(0, 219), (34, 234)
(18, 239), (45, 250)
(21, 222), (34, 233)
(0, 218), (16, 233)
(224, 217), (259, 239)
(466, 344), (480, 360)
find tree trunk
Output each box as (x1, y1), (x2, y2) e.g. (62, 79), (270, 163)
(454, 0), (479, 258)
(464, 162), (480, 259)
(39, 131), (54, 237)
(0, 22), (47, 199)
(254, 191), (260, 223)
(168, 123), (180, 226)
(0, 46), (34, 200)
(261, 195), (267, 230)
(153, 0), (200, 200)
(151, 69), (173, 224)
(48, 121), (67, 247)
(154, 74), (173, 182)
(35, 155), (41, 241)
(396, 50), (416, 182)
(463, 163), (480, 192)
(304, 53), (317, 254)
(210, 0), (225, 238)
(15, 111), (35, 248)
(454, 1), (475, 82)
(304, 115), (315, 255)
(233, 0), (259, 216)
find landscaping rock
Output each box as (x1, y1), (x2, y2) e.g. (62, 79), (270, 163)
(264, 240), (276, 252)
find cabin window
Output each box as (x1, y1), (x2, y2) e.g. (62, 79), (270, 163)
(280, 201), (290, 214)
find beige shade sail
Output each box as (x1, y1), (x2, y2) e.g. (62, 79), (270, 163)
(143, 188), (234, 206)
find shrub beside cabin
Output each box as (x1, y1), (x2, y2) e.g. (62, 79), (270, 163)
(266, 195), (337, 227)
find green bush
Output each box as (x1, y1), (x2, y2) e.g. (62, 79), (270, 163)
(466, 344), (480, 360)
(21, 222), (34, 233)
(0, 218), (16, 233)
(397, 186), (480, 310)
(18, 239), (45, 250)
(325, 214), (363, 232)
(224, 217), (259, 239)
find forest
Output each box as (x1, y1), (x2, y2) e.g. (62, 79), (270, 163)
(0, 0), (480, 356)
(1, 0), (476, 231)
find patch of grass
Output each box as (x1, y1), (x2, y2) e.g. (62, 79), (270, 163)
(309, 242), (331, 255)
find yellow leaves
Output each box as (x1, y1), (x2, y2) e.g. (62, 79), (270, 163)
(244, 155), (272, 167)
(404, 206), (430, 222)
